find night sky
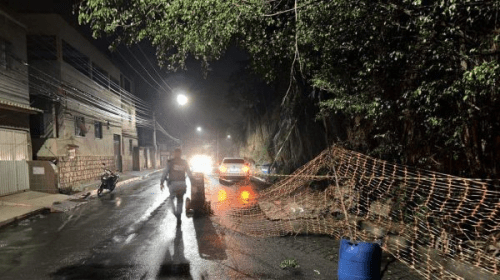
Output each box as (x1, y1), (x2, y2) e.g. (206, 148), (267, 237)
(1, 0), (249, 144)
(135, 44), (249, 142)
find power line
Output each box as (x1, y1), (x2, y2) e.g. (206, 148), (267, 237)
(137, 44), (173, 92)
(6, 52), (153, 127)
(23, 36), (155, 125)
(121, 44), (171, 94)
(155, 121), (181, 143)
(106, 39), (163, 95)
(27, 36), (153, 114)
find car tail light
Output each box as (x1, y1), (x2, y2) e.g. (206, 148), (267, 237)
(240, 190), (250, 200)
(219, 165), (227, 173)
(218, 189), (227, 202)
(238, 189), (253, 205)
(242, 165), (250, 173)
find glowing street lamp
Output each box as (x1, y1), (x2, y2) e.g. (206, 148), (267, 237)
(177, 94), (188, 106)
(227, 135), (231, 139)
(196, 126), (202, 132)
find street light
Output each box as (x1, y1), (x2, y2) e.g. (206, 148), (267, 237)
(196, 126), (220, 163)
(227, 135), (231, 139)
(177, 94), (188, 106)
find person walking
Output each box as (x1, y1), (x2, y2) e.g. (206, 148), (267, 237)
(160, 148), (193, 225)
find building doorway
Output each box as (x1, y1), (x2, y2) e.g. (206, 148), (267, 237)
(113, 134), (122, 172)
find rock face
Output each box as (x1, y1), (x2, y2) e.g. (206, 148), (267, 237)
(237, 85), (333, 175)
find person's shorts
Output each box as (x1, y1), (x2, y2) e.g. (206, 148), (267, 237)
(168, 181), (187, 197)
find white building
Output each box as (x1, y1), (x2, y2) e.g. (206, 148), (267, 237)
(21, 13), (140, 192)
(0, 7), (42, 196)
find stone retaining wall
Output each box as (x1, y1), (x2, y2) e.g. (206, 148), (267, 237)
(40, 156), (115, 191)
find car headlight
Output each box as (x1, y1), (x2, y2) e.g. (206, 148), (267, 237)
(242, 165), (250, 173)
(219, 165), (227, 173)
(189, 155), (214, 174)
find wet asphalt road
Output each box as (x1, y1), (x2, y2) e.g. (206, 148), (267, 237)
(0, 174), (422, 280)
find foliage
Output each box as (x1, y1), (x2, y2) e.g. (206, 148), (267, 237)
(79, 0), (500, 177)
(279, 257), (300, 269)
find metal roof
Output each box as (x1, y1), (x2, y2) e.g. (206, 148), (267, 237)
(0, 99), (44, 114)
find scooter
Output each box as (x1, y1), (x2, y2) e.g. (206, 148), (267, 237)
(97, 165), (119, 197)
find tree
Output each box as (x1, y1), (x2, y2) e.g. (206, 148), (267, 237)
(79, 0), (500, 177)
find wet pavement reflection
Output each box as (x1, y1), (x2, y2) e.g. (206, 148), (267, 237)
(205, 177), (260, 215)
(157, 226), (191, 279)
(0, 173), (421, 280)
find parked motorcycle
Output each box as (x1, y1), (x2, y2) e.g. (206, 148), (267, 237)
(97, 165), (119, 197)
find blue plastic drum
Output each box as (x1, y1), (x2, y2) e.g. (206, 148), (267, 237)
(338, 239), (382, 280)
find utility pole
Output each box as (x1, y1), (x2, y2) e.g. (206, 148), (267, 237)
(52, 103), (57, 138)
(152, 111), (157, 169)
(216, 129), (219, 163)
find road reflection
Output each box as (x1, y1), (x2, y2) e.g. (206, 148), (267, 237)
(192, 215), (227, 261)
(206, 178), (259, 215)
(157, 226), (192, 279)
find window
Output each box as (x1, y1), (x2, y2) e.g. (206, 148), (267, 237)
(29, 97), (52, 137)
(27, 36), (57, 61)
(121, 74), (131, 92)
(0, 38), (13, 70)
(110, 76), (120, 93)
(62, 41), (90, 77)
(94, 121), (103, 139)
(75, 116), (86, 137)
(129, 139), (133, 155)
(92, 62), (109, 88)
(128, 109), (132, 123)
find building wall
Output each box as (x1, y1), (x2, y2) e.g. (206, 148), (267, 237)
(121, 101), (138, 172)
(0, 10), (29, 106)
(20, 14), (122, 79)
(56, 155), (115, 192)
(0, 9), (31, 131)
(122, 137), (137, 172)
(21, 13), (140, 191)
(28, 160), (58, 193)
(0, 9), (35, 195)
(133, 147), (146, 171)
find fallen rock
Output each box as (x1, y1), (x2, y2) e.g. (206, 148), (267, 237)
(369, 200), (392, 218)
(359, 220), (388, 239)
(384, 234), (411, 252)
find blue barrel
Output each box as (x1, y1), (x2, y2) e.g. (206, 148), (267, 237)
(338, 239), (382, 280)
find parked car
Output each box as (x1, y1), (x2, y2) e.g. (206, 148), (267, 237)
(218, 157), (250, 184)
(259, 163), (271, 174)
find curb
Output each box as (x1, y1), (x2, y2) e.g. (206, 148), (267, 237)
(0, 207), (49, 228)
(0, 169), (163, 228)
(71, 169), (163, 199)
(0, 201), (34, 207)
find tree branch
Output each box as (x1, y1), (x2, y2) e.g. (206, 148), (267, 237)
(263, 1), (319, 17)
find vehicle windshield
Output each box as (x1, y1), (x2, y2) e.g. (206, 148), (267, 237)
(223, 159), (245, 164)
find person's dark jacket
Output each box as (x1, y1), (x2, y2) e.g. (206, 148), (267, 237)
(161, 158), (193, 185)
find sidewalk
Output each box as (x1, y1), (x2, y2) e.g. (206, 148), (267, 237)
(0, 168), (163, 228)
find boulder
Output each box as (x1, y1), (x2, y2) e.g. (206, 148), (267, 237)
(369, 200), (392, 218)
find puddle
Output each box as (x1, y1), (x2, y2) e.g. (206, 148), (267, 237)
(18, 220), (31, 226)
